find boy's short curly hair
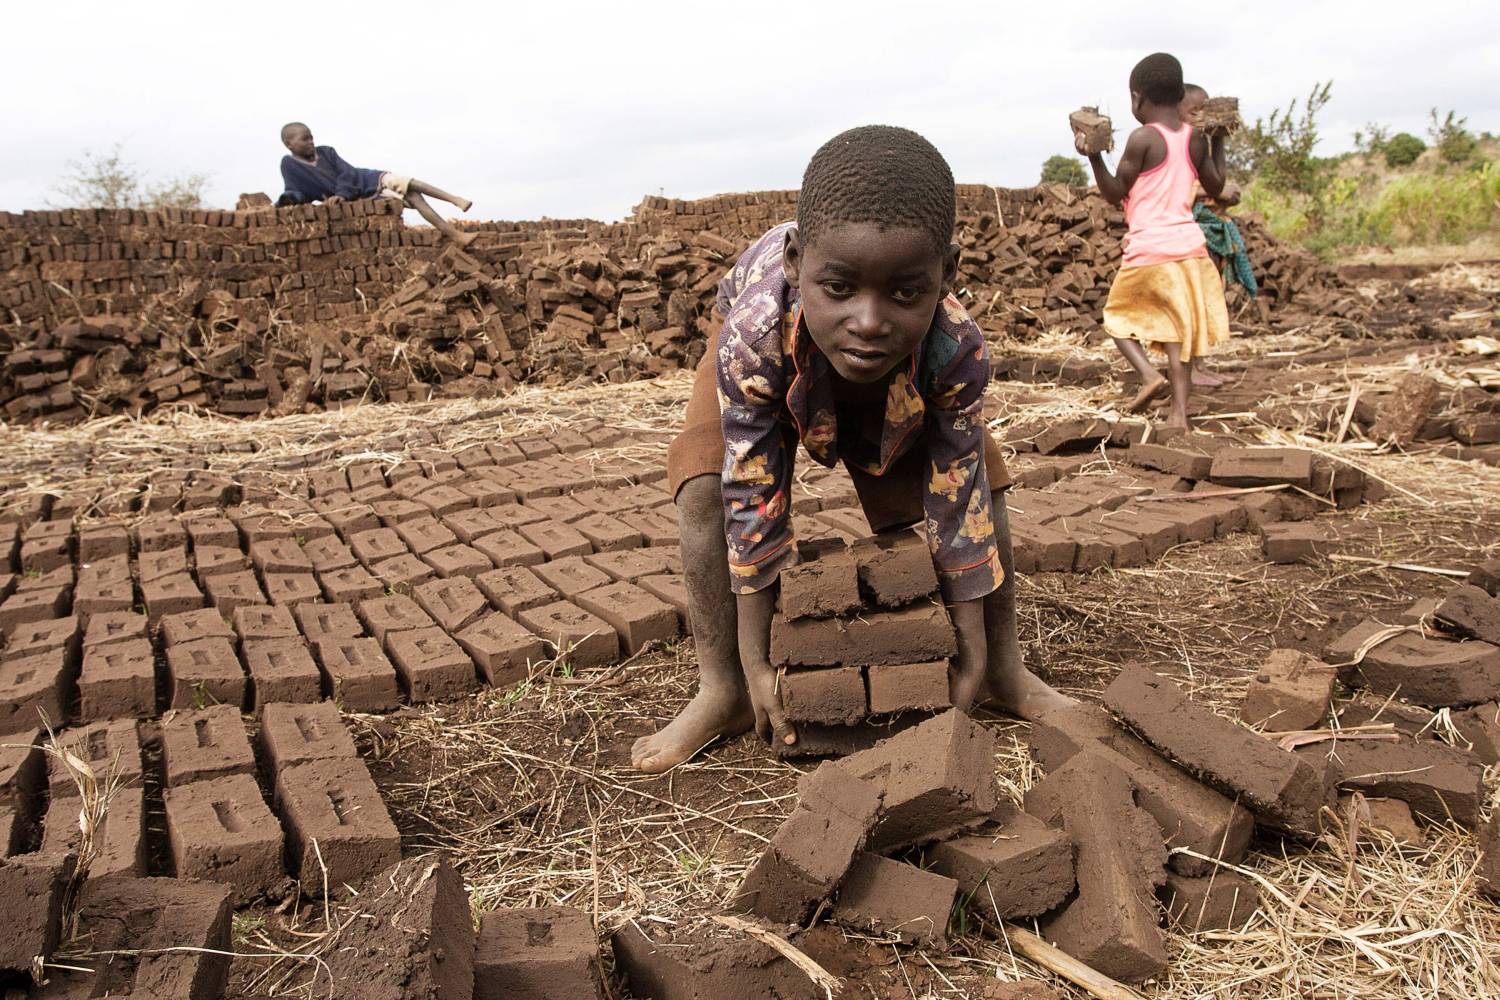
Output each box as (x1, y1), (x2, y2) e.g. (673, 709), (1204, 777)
(1130, 53), (1185, 106)
(797, 125), (955, 255)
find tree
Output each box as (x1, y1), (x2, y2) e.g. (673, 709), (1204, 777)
(50, 143), (211, 211)
(1040, 154), (1088, 187)
(1353, 123), (1391, 157)
(1428, 109), (1477, 164)
(1383, 132), (1426, 167)
(1240, 81), (1334, 199)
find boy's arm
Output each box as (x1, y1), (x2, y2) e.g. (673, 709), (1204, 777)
(1192, 129), (1228, 198)
(277, 158), (308, 207)
(1081, 127), (1152, 206)
(323, 147), (361, 201)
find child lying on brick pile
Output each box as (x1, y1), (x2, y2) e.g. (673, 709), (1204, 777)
(275, 122), (476, 246)
(631, 125), (1072, 774)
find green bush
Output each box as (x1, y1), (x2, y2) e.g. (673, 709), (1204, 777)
(1384, 132), (1426, 167)
(1429, 109), (1478, 164)
(1040, 155), (1088, 187)
(1365, 161), (1500, 244)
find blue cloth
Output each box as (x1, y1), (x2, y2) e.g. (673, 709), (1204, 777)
(1193, 204), (1258, 297)
(277, 146), (385, 207)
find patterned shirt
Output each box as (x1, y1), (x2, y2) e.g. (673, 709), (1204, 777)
(716, 222), (1002, 603)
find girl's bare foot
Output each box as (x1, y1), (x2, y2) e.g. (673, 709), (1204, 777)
(630, 690), (755, 774)
(1164, 411), (1192, 430)
(976, 668), (1074, 721)
(1192, 370), (1227, 388)
(1127, 375), (1169, 414)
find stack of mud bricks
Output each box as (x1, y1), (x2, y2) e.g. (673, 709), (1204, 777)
(769, 533), (959, 756)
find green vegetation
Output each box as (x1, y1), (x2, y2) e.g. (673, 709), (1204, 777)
(50, 142), (210, 211)
(1383, 132), (1425, 167)
(1040, 154), (1088, 187)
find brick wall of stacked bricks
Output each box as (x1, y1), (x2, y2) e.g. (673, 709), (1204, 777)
(0, 184), (1362, 423)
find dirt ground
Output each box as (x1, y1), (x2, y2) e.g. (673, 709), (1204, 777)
(3, 265), (1498, 999)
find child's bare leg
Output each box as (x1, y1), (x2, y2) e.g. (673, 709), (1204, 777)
(977, 498), (1072, 718)
(404, 191), (474, 246)
(1164, 344), (1192, 429)
(1113, 338), (1168, 413)
(631, 474), (755, 773)
(409, 178), (472, 213)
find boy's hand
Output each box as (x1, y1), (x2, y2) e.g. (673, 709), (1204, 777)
(948, 599), (988, 711)
(325, 195), (344, 204)
(736, 588), (796, 747)
(1073, 132), (1090, 156)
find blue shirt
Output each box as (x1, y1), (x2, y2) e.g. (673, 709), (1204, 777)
(277, 146), (385, 206)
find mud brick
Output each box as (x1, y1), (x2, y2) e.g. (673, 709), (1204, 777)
(164, 636), (245, 709)
(518, 520), (591, 560)
(351, 527), (408, 566)
(612, 920), (822, 1000)
(517, 600), (619, 668)
(474, 530), (546, 568)
(0, 851), (75, 975)
(1435, 584), (1500, 645)
(395, 516), (457, 555)
(1024, 752), (1167, 983)
(1241, 491), (1295, 527)
(926, 804), (1074, 918)
(476, 566), (556, 616)
(638, 573), (690, 630)
(21, 534), (72, 574)
(1034, 417), (1110, 456)
(0, 726), (43, 817)
(781, 716), (929, 761)
(459, 477), (518, 511)
(415, 484), (474, 518)
(357, 594), (434, 643)
(46, 719), (143, 800)
(0, 585), (71, 637)
(585, 546), (682, 583)
(314, 497), (381, 537)
(233, 603), (299, 644)
(486, 502), (547, 531)
(392, 475), (437, 503)
(274, 757), (400, 890)
(572, 511), (642, 553)
(1296, 737), (1484, 827)
(1467, 559), (1500, 597)
(159, 608), (231, 648)
(6, 615), (80, 665)
(476, 905), (602, 1000)
(423, 542), (491, 579)
(1396, 597), (1438, 625)
(1087, 508), (1180, 560)
(264, 571), (322, 606)
(1127, 441), (1214, 480)
(386, 626), (477, 701)
(313, 637), (400, 710)
(623, 507), (680, 547)
(1181, 495), (1250, 537)
(1242, 649), (1337, 731)
(850, 533), (937, 608)
(813, 507), (871, 541)
(834, 709), (996, 850)
(258, 701), (357, 770)
(867, 660), (950, 714)
(294, 602), (364, 640)
(1451, 702), (1500, 764)
(39, 784), (146, 877)
(1031, 702), (1254, 875)
(373, 553), (436, 592)
(527, 495), (591, 523)
(204, 570), (266, 615)
(1329, 691), (1436, 736)
(0, 649), (71, 732)
(1139, 500), (1218, 543)
(244, 638), (323, 707)
(233, 510), (295, 545)
(161, 704), (255, 785)
(1326, 619), (1500, 707)
(457, 612), (547, 686)
(443, 508), (505, 544)
(1260, 521), (1330, 563)
(193, 543), (250, 579)
(1005, 490), (1095, 524)
(249, 538), (313, 575)
(80, 637), (156, 721)
(1159, 870), (1259, 932)
(1009, 521), (1077, 574)
(302, 535), (358, 572)
(78, 522), (130, 562)
(182, 512), (240, 549)
(779, 548), (860, 620)
(318, 564), (384, 603)
(1348, 795), (1426, 846)
(1104, 665), (1332, 836)
(16, 565), (73, 594)
(135, 515), (188, 552)
(487, 441), (525, 466)
(1209, 448), (1315, 489)
(780, 666), (867, 724)
(831, 852), (957, 946)
(770, 600), (957, 668)
(1068, 105), (1114, 153)
(732, 761), (883, 921)
(164, 772), (283, 903)
(138, 547), (192, 583)
(1068, 526), (1137, 570)
(346, 463), (389, 493)
(72, 576), (133, 620)
(413, 576), (488, 633)
(1479, 818), (1500, 899)
(534, 556), (612, 598)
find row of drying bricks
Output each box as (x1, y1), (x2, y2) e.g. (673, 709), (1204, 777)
(0, 701), (400, 905)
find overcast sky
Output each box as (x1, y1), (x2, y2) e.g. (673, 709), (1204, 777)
(5, 2), (1496, 223)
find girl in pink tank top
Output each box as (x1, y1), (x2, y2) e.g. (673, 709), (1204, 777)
(1073, 52), (1233, 430)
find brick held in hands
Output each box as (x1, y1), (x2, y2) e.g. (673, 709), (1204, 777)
(779, 665), (866, 725)
(770, 600), (958, 668)
(867, 660), (951, 714)
(273, 756), (400, 891)
(1159, 870), (1258, 932)
(0, 850), (75, 977)
(734, 761), (883, 923)
(386, 626), (477, 702)
(1295, 736), (1484, 827)
(778, 547), (861, 620)
(80, 637), (156, 721)
(1023, 751), (1168, 984)
(1068, 106), (1115, 154)
(833, 708), (996, 850)
(1209, 448), (1315, 489)
(313, 637), (401, 711)
(476, 905), (603, 1000)
(1241, 649), (1337, 731)
(517, 600), (619, 668)
(1435, 584), (1500, 645)
(164, 772), (284, 904)
(574, 581), (678, 655)
(1103, 664), (1333, 837)
(1325, 619), (1500, 708)
(925, 803), (1074, 919)
(853, 532), (939, 608)
(1198, 96), (1243, 133)
(830, 851), (958, 947)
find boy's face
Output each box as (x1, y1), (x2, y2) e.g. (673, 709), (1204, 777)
(1180, 89), (1207, 127)
(284, 126), (316, 159)
(784, 223), (957, 385)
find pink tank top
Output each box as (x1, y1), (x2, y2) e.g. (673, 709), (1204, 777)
(1120, 122), (1208, 269)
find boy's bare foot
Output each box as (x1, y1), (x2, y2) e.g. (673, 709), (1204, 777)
(631, 690), (755, 774)
(976, 668), (1074, 721)
(1192, 370), (1227, 388)
(1127, 375), (1169, 414)
(1164, 411), (1191, 431)
(458, 197), (473, 213)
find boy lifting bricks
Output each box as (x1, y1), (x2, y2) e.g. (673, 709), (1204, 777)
(276, 122), (476, 246)
(1076, 54), (1232, 427)
(631, 126), (1071, 773)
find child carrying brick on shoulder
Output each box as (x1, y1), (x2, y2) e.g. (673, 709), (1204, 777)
(631, 125), (1071, 774)
(276, 122), (476, 246)
(1077, 54), (1232, 427)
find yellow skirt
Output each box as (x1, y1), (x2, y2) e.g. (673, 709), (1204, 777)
(1102, 255), (1230, 362)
